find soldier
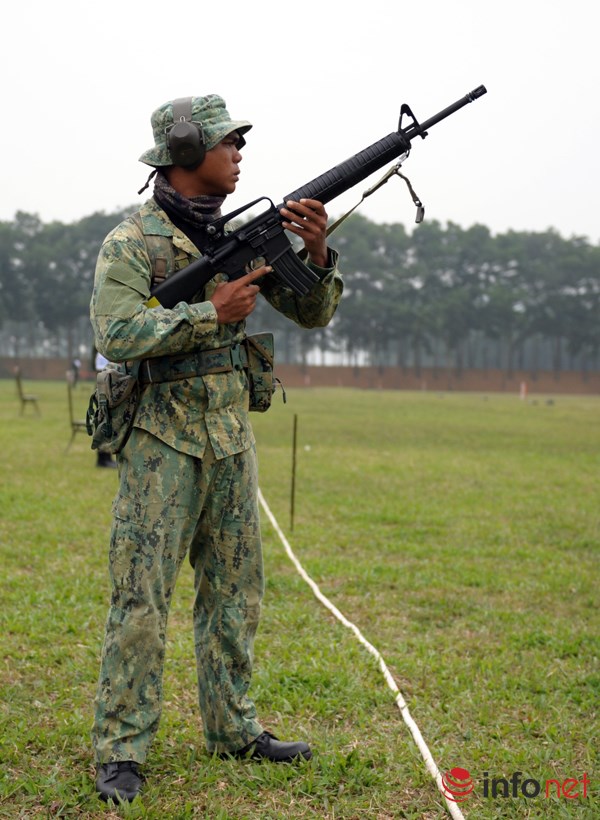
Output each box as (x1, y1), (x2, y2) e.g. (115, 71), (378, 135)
(90, 94), (343, 802)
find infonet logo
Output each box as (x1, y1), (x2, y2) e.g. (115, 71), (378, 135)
(441, 768), (591, 802)
(441, 768), (474, 802)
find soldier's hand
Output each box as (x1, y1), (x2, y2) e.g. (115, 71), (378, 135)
(210, 266), (270, 323)
(280, 198), (329, 268)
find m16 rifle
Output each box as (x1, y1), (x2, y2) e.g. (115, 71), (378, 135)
(149, 85), (487, 309)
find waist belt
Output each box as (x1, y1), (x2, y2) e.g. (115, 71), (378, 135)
(139, 343), (248, 385)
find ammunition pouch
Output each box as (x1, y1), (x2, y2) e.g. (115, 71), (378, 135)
(245, 333), (278, 413)
(86, 362), (140, 455)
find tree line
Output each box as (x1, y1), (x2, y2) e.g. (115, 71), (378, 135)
(1, 208), (599, 375)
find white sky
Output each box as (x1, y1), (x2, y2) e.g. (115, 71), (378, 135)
(2, 0), (599, 243)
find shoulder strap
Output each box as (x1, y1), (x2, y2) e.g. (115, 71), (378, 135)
(131, 211), (176, 289)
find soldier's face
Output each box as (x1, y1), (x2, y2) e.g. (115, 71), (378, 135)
(194, 132), (243, 196)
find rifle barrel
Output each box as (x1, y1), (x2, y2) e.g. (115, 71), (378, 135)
(404, 85), (488, 140)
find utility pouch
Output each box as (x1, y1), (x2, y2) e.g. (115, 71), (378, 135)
(244, 332), (283, 413)
(86, 362), (140, 454)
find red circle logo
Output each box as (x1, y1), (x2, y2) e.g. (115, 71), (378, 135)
(441, 767), (474, 802)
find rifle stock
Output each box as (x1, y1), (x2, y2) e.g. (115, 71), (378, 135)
(149, 85), (487, 309)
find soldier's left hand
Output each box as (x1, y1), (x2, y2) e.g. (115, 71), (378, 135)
(280, 198), (329, 268)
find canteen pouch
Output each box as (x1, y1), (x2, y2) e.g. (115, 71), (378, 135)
(86, 362), (140, 454)
(244, 333), (279, 413)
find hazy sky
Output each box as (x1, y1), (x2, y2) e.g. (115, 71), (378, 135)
(3, 0), (599, 243)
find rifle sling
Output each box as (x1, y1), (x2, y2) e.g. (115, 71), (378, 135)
(324, 161), (425, 236)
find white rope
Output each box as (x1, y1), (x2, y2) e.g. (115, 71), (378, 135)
(258, 488), (466, 820)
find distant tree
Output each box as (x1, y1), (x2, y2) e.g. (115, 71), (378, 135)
(2, 206), (600, 373)
(5, 208), (134, 358)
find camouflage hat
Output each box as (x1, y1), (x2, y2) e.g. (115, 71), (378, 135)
(139, 94), (252, 167)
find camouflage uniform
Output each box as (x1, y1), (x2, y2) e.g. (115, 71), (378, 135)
(90, 194), (343, 762)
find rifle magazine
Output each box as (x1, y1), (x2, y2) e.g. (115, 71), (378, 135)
(270, 246), (321, 296)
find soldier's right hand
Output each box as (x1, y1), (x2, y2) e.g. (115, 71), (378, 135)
(209, 266), (271, 323)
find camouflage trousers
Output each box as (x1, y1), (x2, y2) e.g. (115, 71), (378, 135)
(92, 427), (264, 763)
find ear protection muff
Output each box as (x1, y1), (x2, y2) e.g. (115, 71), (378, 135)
(166, 97), (206, 168)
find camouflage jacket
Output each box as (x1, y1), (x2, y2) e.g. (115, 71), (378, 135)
(90, 197), (343, 459)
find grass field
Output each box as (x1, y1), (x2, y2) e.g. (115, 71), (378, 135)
(0, 378), (598, 819)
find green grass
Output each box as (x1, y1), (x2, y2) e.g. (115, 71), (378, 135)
(0, 379), (598, 818)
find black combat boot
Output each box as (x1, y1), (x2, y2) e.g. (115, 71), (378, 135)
(223, 731), (312, 762)
(95, 761), (144, 802)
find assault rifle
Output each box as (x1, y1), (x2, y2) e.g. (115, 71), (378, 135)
(149, 85), (487, 309)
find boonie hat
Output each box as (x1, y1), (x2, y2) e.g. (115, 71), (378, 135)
(139, 94), (252, 167)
